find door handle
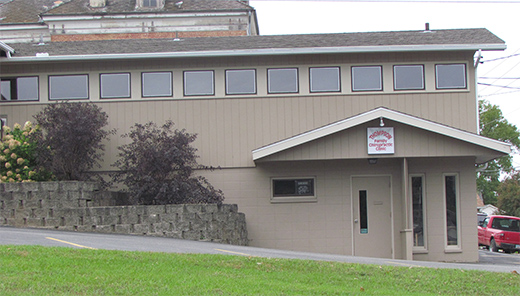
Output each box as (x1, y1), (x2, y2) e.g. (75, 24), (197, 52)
(354, 219), (359, 223)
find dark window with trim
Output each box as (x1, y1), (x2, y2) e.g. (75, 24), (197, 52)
(273, 179), (314, 197)
(267, 68), (298, 94)
(1, 77), (39, 101)
(100, 73), (131, 99)
(394, 65), (425, 90)
(309, 67), (341, 93)
(49, 74), (89, 100)
(359, 190), (368, 234)
(352, 66), (383, 91)
(436, 64), (467, 89)
(142, 72), (172, 97)
(226, 69), (256, 95)
(412, 176), (425, 247)
(445, 174), (458, 246)
(184, 71), (214, 96)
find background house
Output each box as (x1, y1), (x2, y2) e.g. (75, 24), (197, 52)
(0, 28), (510, 262)
(0, 0), (258, 43)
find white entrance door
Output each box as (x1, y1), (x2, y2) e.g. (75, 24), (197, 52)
(352, 176), (393, 258)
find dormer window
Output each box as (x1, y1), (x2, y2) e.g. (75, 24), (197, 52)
(138, 0), (163, 9)
(143, 0), (157, 7)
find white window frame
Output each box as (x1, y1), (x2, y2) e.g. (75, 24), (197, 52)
(225, 69), (257, 95)
(49, 74), (89, 100)
(393, 65), (425, 90)
(351, 66), (383, 92)
(435, 63), (467, 89)
(271, 177), (317, 204)
(142, 72), (173, 98)
(410, 174), (428, 253)
(267, 68), (299, 94)
(443, 173), (461, 252)
(309, 67), (341, 93)
(100, 73), (131, 99)
(183, 70), (215, 96)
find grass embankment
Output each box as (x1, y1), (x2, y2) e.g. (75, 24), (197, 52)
(1, 245), (519, 295)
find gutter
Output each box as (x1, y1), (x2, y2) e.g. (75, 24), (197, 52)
(41, 11), (249, 22)
(0, 41), (15, 58)
(2, 43), (507, 62)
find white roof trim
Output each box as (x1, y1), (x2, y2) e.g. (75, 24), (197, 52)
(2, 43), (506, 62)
(252, 107), (511, 161)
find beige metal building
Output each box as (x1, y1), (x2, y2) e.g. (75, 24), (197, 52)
(0, 28), (511, 262)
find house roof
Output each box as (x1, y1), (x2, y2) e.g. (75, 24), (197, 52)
(2, 28), (506, 61)
(252, 107), (512, 163)
(0, 0), (59, 24)
(0, 0), (253, 24)
(43, 0), (253, 16)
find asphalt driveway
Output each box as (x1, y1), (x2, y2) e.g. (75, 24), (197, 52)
(1, 226), (519, 273)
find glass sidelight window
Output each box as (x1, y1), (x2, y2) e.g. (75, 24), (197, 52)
(411, 175), (426, 249)
(445, 174), (459, 248)
(359, 190), (368, 234)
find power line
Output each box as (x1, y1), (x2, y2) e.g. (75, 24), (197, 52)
(482, 53), (520, 63)
(478, 83), (520, 90)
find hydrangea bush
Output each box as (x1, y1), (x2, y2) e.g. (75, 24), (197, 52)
(0, 122), (54, 183)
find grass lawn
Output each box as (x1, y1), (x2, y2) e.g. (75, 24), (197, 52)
(1, 245), (519, 295)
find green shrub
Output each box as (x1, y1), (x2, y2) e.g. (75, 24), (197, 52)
(0, 122), (53, 183)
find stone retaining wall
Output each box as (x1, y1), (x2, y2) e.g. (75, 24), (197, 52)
(0, 181), (248, 245)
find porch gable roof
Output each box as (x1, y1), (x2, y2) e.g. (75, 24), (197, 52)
(252, 107), (511, 163)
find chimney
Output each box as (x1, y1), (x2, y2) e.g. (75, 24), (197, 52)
(90, 0), (106, 8)
(425, 23), (430, 32)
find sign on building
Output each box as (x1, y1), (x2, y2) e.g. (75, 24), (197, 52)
(367, 127), (394, 154)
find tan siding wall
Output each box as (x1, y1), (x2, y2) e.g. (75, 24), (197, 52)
(1, 93), (481, 170)
(202, 158), (404, 256)
(257, 120), (498, 162)
(1, 51), (477, 169)
(409, 157), (478, 262)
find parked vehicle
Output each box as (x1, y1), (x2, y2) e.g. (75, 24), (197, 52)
(478, 212), (487, 224)
(478, 215), (520, 253)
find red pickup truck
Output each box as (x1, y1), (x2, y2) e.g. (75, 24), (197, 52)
(478, 215), (520, 253)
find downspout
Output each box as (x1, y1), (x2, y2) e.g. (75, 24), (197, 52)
(475, 49), (483, 134)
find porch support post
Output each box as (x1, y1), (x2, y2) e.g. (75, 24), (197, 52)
(401, 157), (413, 260)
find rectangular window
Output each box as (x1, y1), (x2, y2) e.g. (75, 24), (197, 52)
(394, 65), (425, 90)
(226, 69), (256, 95)
(143, 0), (157, 7)
(267, 68), (298, 94)
(49, 74), (89, 100)
(445, 174), (459, 247)
(142, 72), (172, 97)
(351, 66), (382, 91)
(184, 70), (214, 96)
(271, 178), (316, 203)
(100, 73), (130, 99)
(309, 67), (341, 93)
(359, 190), (368, 234)
(436, 64), (467, 89)
(411, 175), (426, 249)
(1, 77), (39, 101)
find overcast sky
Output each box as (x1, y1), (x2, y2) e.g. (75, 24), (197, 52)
(251, 0), (520, 168)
